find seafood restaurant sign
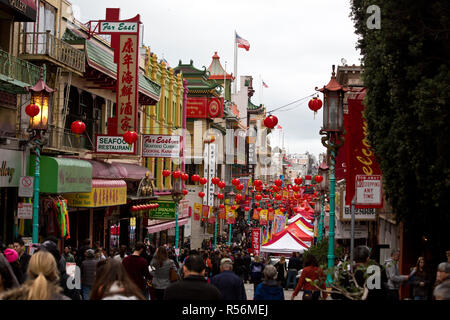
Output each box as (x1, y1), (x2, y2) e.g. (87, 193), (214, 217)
(142, 135), (181, 158)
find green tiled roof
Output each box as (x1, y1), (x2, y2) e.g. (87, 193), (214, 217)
(248, 98), (264, 112)
(85, 39), (160, 100)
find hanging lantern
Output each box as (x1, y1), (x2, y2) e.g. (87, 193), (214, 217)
(181, 173), (189, 181)
(294, 178), (303, 185)
(308, 97), (323, 119)
(218, 181), (226, 189)
(275, 194), (282, 201)
(192, 174), (200, 182)
(162, 170), (171, 177)
(211, 177), (220, 185)
(198, 192), (205, 198)
(235, 194), (243, 202)
(280, 207), (286, 213)
(231, 205), (237, 210)
(123, 130), (138, 145)
(257, 207), (262, 212)
(232, 178), (240, 186)
(172, 171), (181, 179)
(253, 180), (263, 187)
(199, 177), (207, 185)
(217, 193), (224, 200)
(244, 207), (250, 212)
(236, 184), (244, 191)
(274, 179), (283, 187)
(219, 204), (225, 209)
(183, 190), (188, 196)
(263, 115), (278, 129)
(314, 175), (323, 184)
(70, 121), (86, 135)
(25, 103), (40, 118)
(255, 194), (262, 201)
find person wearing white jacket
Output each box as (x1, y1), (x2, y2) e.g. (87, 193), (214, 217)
(384, 249), (409, 300)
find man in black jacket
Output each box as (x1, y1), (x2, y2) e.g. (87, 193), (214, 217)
(164, 254), (221, 300)
(211, 258), (247, 300)
(285, 252), (301, 290)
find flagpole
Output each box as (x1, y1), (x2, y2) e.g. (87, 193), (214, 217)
(234, 30), (238, 94)
(259, 75), (262, 105)
(224, 61), (227, 100)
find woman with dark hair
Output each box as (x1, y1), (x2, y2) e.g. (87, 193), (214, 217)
(150, 246), (177, 300)
(291, 255), (327, 300)
(90, 259), (145, 300)
(0, 251), (19, 294)
(410, 257), (430, 300)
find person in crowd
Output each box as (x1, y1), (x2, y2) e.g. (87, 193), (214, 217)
(250, 255), (265, 292)
(434, 262), (450, 288)
(410, 256), (431, 300)
(90, 259), (145, 300)
(114, 245), (128, 262)
(13, 238), (31, 277)
(203, 252), (213, 279)
(0, 250), (19, 294)
(150, 246), (178, 300)
(210, 258), (246, 300)
(254, 264), (284, 300)
(285, 252), (301, 290)
(384, 249), (409, 301)
(242, 250), (252, 284)
(80, 249), (97, 300)
(63, 246), (75, 263)
(433, 280), (450, 300)
(94, 241), (106, 260)
(292, 255), (327, 300)
(164, 254), (222, 300)
(3, 248), (23, 284)
(352, 245), (385, 300)
(122, 242), (152, 299)
(233, 252), (245, 281)
(77, 239), (92, 265)
(274, 256), (287, 287)
(0, 251), (70, 300)
(211, 250), (221, 277)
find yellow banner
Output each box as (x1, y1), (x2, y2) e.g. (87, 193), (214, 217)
(225, 205), (235, 219)
(275, 209), (282, 216)
(194, 203), (202, 216)
(66, 186), (127, 208)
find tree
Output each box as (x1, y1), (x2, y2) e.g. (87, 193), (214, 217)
(350, 1), (450, 258)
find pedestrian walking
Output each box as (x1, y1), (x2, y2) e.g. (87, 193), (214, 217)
(150, 246), (178, 300)
(285, 252), (301, 290)
(13, 238), (31, 277)
(384, 249), (409, 301)
(122, 242), (152, 299)
(113, 245), (128, 262)
(233, 252), (245, 281)
(292, 255), (327, 300)
(274, 256), (287, 287)
(250, 256), (265, 292)
(410, 257), (431, 300)
(254, 264), (284, 300)
(63, 246), (75, 263)
(210, 258), (246, 300)
(164, 254), (222, 300)
(81, 249), (97, 300)
(242, 250), (251, 284)
(0, 251), (70, 300)
(90, 259), (145, 300)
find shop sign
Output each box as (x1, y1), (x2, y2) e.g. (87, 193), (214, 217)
(99, 22), (138, 33)
(17, 202), (32, 219)
(142, 135), (181, 158)
(251, 228), (261, 256)
(95, 135), (135, 154)
(65, 185), (127, 208)
(355, 175), (383, 208)
(0, 149), (21, 187)
(186, 97), (224, 119)
(335, 220), (369, 239)
(149, 201), (176, 220)
(338, 190), (376, 221)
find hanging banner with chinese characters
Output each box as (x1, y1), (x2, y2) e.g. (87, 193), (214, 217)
(226, 205), (235, 224)
(208, 207), (215, 224)
(202, 205), (210, 219)
(193, 203), (202, 221)
(252, 209), (259, 220)
(218, 206), (226, 219)
(259, 209), (268, 226)
(251, 228), (261, 256)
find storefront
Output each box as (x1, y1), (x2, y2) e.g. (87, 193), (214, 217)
(28, 155), (92, 249)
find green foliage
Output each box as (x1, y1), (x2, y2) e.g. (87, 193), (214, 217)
(303, 237), (344, 267)
(350, 0), (450, 253)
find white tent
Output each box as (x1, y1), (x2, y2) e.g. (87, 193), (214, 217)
(260, 232), (309, 254)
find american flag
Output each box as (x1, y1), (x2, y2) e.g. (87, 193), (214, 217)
(235, 32), (250, 51)
(277, 125), (282, 129)
(262, 81), (269, 88)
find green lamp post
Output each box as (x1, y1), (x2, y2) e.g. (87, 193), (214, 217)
(171, 170), (184, 262)
(26, 67), (54, 244)
(316, 65), (347, 284)
(318, 161), (329, 242)
(227, 191), (235, 246)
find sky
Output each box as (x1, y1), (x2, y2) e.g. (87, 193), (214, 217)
(69, 0), (362, 159)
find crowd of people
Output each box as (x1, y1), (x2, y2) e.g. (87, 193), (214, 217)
(0, 236), (449, 301)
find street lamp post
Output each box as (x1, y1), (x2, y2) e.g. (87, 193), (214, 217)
(318, 161), (329, 242)
(171, 171), (184, 262)
(26, 68), (54, 244)
(227, 191), (235, 246)
(316, 65), (347, 284)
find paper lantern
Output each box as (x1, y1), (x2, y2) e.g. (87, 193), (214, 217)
(70, 121), (86, 135)
(211, 177), (220, 185)
(275, 179), (283, 187)
(217, 193), (224, 200)
(183, 190), (188, 196)
(172, 171), (181, 179)
(25, 103), (40, 118)
(236, 184), (244, 191)
(162, 170), (171, 177)
(123, 130), (138, 145)
(199, 177), (207, 185)
(315, 175), (323, 184)
(192, 174), (200, 182)
(294, 178), (303, 185)
(263, 115), (278, 129)
(308, 97), (323, 112)
(198, 192), (205, 198)
(181, 173), (189, 181)
(218, 181), (226, 189)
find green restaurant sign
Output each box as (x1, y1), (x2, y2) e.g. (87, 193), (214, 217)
(149, 201), (176, 220)
(29, 156), (92, 194)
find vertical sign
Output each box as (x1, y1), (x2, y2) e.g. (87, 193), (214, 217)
(203, 144), (209, 206)
(208, 144), (216, 207)
(117, 34), (138, 134)
(251, 228), (261, 257)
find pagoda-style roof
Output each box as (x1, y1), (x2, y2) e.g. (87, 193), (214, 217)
(317, 65), (349, 93)
(207, 52), (234, 80)
(174, 59), (221, 96)
(248, 98), (264, 113)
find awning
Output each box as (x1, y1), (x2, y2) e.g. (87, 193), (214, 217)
(85, 159), (152, 180)
(0, 0), (37, 22)
(29, 156), (92, 194)
(146, 218), (189, 234)
(65, 179), (127, 208)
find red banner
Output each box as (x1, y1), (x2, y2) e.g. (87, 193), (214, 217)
(186, 97), (223, 119)
(202, 205), (210, 218)
(252, 209), (259, 220)
(218, 207), (226, 219)
(345, 90), (383, 207)
(251, 228), (261, 257)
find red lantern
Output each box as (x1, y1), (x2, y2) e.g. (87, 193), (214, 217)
(70, 121), (86, 135)
(315, 175), (323, 184)
(154, 203), (159, 209)
(308, 97), (323, 112)
(162, 170), (171, 177)
(231, 205), (237, 210)
(218, 181), (226, 189)
(217, 193), (224, 200)
(25, 104), (40, 118)
(275, 179), (283, 187)
(275, 194), (282, 201)
(219, 204), (225, 209)
(263, 115), (278, 129)
(268, 208), (274, 213)
(211, 177), (220, 185)
(181, 173), (189, 181)
(172, 171), (181, 179)
(192, 174), (200, 182)
(256, 194), (262, 201)
(257, 207), (262, 212)
(235, 194), (243, 202)
(244, 207), (250, 212)
(199, 177), (207, 185)
(295, 193), (301, 199)
(293, 185), (300, 192)
(253, 180), (262, 187)
(232, 178), (240, 186)
(198, 192), (205, 198)
(236, 184), (244, 191)
(123, 130), (138, 145)
(294, 178), (303, 185)
(183, 190), (188, 196)
(280, 207), (286, 213)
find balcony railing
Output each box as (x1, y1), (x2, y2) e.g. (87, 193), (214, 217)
(48, 125), (94, 152)
(0, 48), (41, 89)
(20, 31), (85, 73)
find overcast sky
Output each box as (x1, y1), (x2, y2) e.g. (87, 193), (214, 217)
(69, 0), (361, 159)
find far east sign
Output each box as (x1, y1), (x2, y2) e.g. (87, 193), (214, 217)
(142, 135), (181, 158)
(355, 175), (383, 208)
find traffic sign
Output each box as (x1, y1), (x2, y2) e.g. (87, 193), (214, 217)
(19, 176), (34, 198)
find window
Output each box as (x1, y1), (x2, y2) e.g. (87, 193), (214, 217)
(26, 1), (57, 54)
